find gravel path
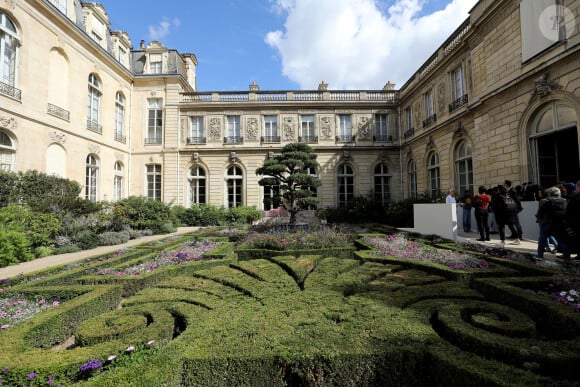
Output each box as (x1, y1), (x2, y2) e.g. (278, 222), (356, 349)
(0, 227), (200, 280)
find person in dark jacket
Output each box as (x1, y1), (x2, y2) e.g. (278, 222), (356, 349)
(493, 185), (519, 248)
(473, 186), (491, 241)
(504, 180), (523, 240)
(536, 186), (570, 261)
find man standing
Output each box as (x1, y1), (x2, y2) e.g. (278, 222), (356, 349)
(504, 180), (523, 240)
(473, 186), (491, 241)
(460, 189), (473, 233)
(446, 188), (456, 204)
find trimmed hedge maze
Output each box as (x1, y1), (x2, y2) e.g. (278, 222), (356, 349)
(0, 231), (579, 386)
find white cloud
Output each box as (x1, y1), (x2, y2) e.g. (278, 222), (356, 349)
(265, 0), (477, 89)
(149, 17), (181, 41)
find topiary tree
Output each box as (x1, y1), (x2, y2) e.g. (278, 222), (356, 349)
(256, 143), (321, 224)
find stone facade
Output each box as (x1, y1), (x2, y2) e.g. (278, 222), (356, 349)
(0, 0), (578, 210)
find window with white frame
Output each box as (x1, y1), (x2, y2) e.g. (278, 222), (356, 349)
(451, 66), (465, 102)
(427, 152), (440, 197)
(118, 46), (127, 67)
(188, 117), (204, 144)
(189, 166), (206, 205)
(226, 115), (241, 142)
(373, 163), (391, 205)
(149, 53), (162, 74)
(226, 165), (243, 208)
(374, 114), (389, 141)
(300, 115), (316, 142)
(52, 0), (67, 14)
(424, 90), (434, 119)
(87, 74), (101, 130)
(337, 114), (352, 142)
(146, 164), (162, 201)
(405, 106), (413, 132)
(85, 154), (99, 202)
(263, 182), (280, 211)
(408, 159), (417, 198)
(263, 115), (278, 142)
(337, 163), (354, 207)
(0, 131), (15, 171)
(146, 98), (163, 144)
(114, 92), (125, 143)
(113, 161), (123, 201)
(0, 12), (17, 91)
(454, 140), (473, 195)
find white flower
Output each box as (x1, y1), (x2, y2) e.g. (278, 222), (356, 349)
(567, 296), (575, 302)
(560, 291), (567, 296)
(570, 290), (578, 296)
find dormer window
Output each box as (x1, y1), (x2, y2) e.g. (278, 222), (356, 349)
(52, 0), (67, 14)
(149, 53), (162, 74)
(118, 47), (126, 66)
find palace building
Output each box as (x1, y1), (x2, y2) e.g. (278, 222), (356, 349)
(1, 0), (579, 210)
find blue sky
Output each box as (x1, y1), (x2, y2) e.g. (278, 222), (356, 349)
(97, 0), (477, 91)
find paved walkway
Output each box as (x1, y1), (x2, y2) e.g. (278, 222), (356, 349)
(0, 227), (200, 280)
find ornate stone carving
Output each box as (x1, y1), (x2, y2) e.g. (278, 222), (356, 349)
(181, 117), (188, 142)
(88, 143), (101, 154)
(115, 153), (124, 161)
(209, 117), (221, 140)
(48, 131), (66, 144)
(282, 116), (296, 141)
(529, 73), (560, 103)
(378, 150), (390, 163)
(437, 81), (446, 114)
(0, 115), (16, 130)
(320, 116), (333, 139)
(246, 117), (259, 140)
(425, 136), (435, 151)
(414, 101), (422, 129)
(357, 116), (372, 140)
(453, 122), (467, 138)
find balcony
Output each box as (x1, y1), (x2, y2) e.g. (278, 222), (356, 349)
(144, 137), (162, 145)
(261, 136), (280, 143)
(223, 136), (243, 144)
(449, 94), (469, 113)
(336, 135), (355, 143)
(186, 136), (206, 145)
(422, 114), (437, 128)
(374, 135), (394, 143)
(299, 136), (318, 144)
(114, 132), (126, 144)
(0, 81), (21, 101)
(86, 119), (102, 134)
(47, 103), (70, 121)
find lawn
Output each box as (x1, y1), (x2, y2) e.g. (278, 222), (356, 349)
(0, 227), (579, 386)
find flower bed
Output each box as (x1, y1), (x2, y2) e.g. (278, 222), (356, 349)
(244, 226), (356, 250)
(0, 295), (60, 330)
(363, 234), (489, 270)
(87, 240), (221, 276)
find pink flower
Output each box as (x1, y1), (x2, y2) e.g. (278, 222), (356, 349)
(126, 345), (135, 352)
(39, 298), (46, 304)
(52, 301), (60, 307)
(107, 355), (117, 361)
(147, 340), (156, 346)
(1, 324), (9, 330)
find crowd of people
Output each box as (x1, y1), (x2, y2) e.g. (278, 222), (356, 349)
(450, 180), (580, 261)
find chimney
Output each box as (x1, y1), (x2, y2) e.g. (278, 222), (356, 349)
(140, 40), (145, 49)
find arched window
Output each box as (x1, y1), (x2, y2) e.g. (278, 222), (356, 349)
(146, 164), (162, 201)
(0, 131), (15, 171)
(114, 161), (123, 201)
(528, 101), (578, 187)
(0, 12), (19, 97)
(114, 92), (125, 143)
(226, 165), (243, 208)
(87, 74), (101, 132)
(407, 159), (417, 198)
(337, 163), (354, 207)
(373, 163), (391, 205)
(85, 154), (99, 202)
(427, 152), (440, 197)
(189, 166), (206, 205)
(454, 140), (473, 194)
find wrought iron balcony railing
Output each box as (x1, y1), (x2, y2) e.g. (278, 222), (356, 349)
(448, 94), (469, 113)
(223, 136), (243, 144)
(114, 132), (126, 144)
(422, 114), (437, 128)
(186, 136), (206, 144)
(404, 128), (415, 138)
(47, 103), (70, 121)
(261, 136), (281, 143)
(86, 119), (102, 134)
(336, 135), (356, 143)
(299, 136), (318, 144)
(374, 135), (393, 142)
(0, 81), (21, 101)
(144, 137), (162, 145)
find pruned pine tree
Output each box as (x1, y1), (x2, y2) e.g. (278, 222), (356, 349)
(256, 143), (321, 224)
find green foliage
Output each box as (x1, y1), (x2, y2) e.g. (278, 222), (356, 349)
(228, 206), (262, 224)
(256, 142), (321, 224)
(98, 231), (131, 246)
(0, 229), (34, 266)
(0, 205), (61, 249)
(113, 196), (175, 234)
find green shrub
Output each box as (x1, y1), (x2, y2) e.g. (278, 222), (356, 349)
(34, 246), (54, 258)
(0, 229), (34, 266)
(228, 206), (262, 224)
(74, 230), (100, 250)
(113, 196), (175, 234)
(98, 231), (131, 246)
(0, 205), (60, 249)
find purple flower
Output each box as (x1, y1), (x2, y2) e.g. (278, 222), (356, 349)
(79, 359), (103, 372)
(28, 372), (37, 378)
(2, 367), (9, 372)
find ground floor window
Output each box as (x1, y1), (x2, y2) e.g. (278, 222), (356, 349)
(226, 165), (243, 208)
(85, 154), (99, 202)
(189, 166), (206, 204)
(373, 163), (391, 205)
(146, 164), (162, 201)
(337, 163), (354, 207)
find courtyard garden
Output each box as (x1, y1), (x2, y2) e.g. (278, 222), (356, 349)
(0, 225), (579, 386)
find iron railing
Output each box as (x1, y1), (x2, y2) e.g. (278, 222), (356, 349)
(47, 103), (70, 121)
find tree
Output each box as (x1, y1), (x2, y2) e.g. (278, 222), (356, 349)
(256, 143), (321, 224)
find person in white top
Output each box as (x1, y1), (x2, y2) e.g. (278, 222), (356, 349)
(446, 188), (457, 204)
